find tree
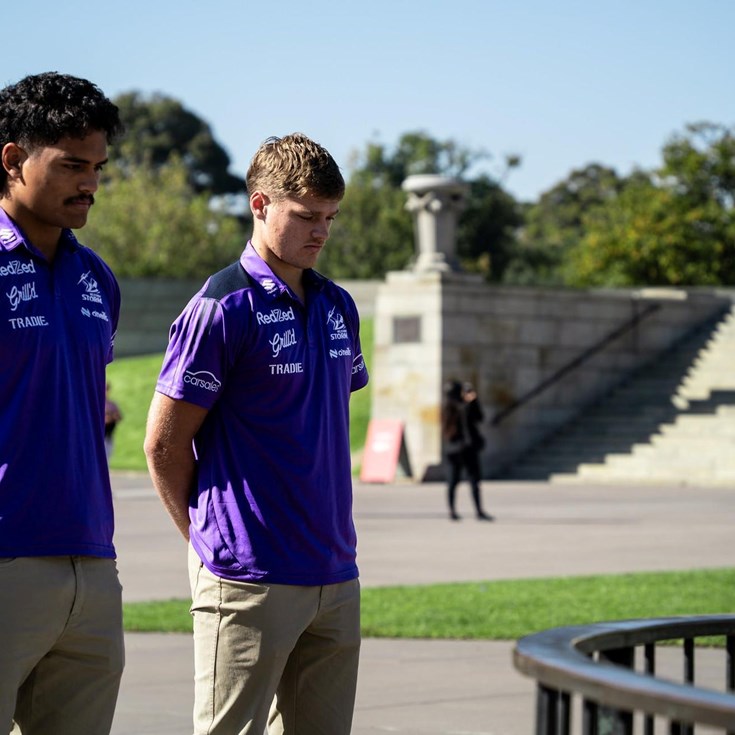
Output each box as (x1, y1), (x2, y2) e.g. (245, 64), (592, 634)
(320, 131), (521, 280)
(317, 177), (414, 279)
(458, 175), (523, 281)
(112, 92), (245, 195)
(508, 164), (627, 285)
(84, 158), (246, 278)
(567, 123), (735, 286)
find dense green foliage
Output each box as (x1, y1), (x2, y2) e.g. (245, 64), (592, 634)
(509, 164), (628, 285)
(112, 91), (244, 194)
(567, 123), (735, 286)
(91, 86), (735, 287)
(106, 318), (374, 472)
(320, 131), (522, 281)
(123, 567), (735, 640)
(86, 159), (245, 278)
(514, 122), (735, 286)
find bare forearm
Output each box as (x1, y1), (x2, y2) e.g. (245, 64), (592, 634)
(144, 393), (208, 543)
(146, 446), (195, 541)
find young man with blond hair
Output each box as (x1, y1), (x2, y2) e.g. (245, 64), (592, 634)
(145, 133), (368, 734)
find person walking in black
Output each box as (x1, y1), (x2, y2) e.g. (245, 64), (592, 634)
(441, 381), (493, 521)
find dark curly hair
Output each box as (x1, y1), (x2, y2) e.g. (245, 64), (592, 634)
(0, 71), (123, 191)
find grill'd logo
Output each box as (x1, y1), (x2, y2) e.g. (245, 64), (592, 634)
(6, 282), (37, 311)
(269, 328), (297, 357)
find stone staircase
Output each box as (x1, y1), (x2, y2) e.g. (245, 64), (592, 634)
(504, 306), (735, 485)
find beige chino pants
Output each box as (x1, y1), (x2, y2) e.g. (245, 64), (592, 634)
(188, 545), (361, 735)
(0, 556), (125, 735)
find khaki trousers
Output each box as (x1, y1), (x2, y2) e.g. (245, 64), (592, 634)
(188, 545), (361, 735)
(0, 556), (124, 735)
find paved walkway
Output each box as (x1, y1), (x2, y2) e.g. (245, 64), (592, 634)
(110, 475), (735, 734)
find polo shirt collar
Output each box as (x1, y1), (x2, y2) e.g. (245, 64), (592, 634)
(0, 207), (81, 258)
(240, 240), (326, 301)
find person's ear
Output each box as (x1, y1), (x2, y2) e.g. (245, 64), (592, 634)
(1, 143), (27, 182)
(250, 191), (270, 222)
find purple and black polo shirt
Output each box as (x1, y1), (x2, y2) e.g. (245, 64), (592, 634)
(156, 242), (369, 585)
(0, 208), (120, 558)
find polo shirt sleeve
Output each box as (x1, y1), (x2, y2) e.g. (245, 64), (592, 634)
(344, 292), (369, 393)
(107, 276), (121, 364)
(85, 249), (120, 365)
(155, 295), (229, 410)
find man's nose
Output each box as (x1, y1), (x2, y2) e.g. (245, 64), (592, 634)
(79, 170), (100, 194)
(313, 219), (331, 241)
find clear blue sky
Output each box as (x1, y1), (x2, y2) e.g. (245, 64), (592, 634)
(5, 0), (734, 202)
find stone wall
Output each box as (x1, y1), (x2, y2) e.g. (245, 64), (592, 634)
(371, 271), (732, 480)
(116, 278), (204, 356)
(116, 277), (380, 357)
(116, 274), (731, 482)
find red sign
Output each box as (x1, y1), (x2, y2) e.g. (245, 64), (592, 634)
(359, 419), (405, 483)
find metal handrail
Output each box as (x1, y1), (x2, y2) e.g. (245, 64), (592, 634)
(513, 615), (735, 733)
(492, 303), (662, 426)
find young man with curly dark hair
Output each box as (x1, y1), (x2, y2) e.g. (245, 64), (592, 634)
(0, 72), (125, 735)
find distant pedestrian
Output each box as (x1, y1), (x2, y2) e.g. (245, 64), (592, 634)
(441, 380), (493, 521)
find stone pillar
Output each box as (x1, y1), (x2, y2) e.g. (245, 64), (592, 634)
(402, 174), (469, 272)
(370, 174), (479, 480)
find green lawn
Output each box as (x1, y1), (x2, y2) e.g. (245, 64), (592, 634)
(106, 353), (163, 470)
(124, 568), (735, 642)
(106, 317), (374, 472)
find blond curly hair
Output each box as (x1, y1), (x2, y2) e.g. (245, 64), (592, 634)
(246, 132), (345, 201)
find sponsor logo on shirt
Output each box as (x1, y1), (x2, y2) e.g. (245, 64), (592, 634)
(261, 278), (279, 294)
(184, 369), (222, 392)
(8, 315), (48, 329)
(77, 271), (103, 304)
(352, 355), (366, 375)
(256, 306), (295, 325)
(269, 362), (304, 375)
(0, 260), (36, 277)
(270, 328), (297, 357)
(329, 347), (352, 359)
(327, 306), (348, 341)
(0, 228), (18, 246)
(81, 306), (109, 321)
(6, 282), (38, 311)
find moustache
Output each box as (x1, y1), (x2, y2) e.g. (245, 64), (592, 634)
(65, 195), (95, 206)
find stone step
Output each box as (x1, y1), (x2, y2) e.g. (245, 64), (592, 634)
(504, 304), (735, 485)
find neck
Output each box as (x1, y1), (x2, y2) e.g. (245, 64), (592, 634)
(251, 238), (306, 302)
(1, 201), (61, 262)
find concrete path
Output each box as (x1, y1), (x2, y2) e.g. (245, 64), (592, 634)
(110, 476), (735, 734)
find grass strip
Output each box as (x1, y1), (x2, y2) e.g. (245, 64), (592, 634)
(124, 567), (735, 642)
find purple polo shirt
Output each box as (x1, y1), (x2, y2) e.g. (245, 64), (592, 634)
(156, 242), (369, 585)
(0, 208), (120, 557)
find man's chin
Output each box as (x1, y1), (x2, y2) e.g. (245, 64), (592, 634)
(66, 214), (90, 230)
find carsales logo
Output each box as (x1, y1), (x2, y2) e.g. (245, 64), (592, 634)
(184, 370), (222, 392)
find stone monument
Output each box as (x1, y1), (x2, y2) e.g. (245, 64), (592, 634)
(371, 174), (479, 480)
(402, 174), (469, 273)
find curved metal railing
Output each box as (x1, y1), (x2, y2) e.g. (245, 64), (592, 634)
(513, 615), (735, 734)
